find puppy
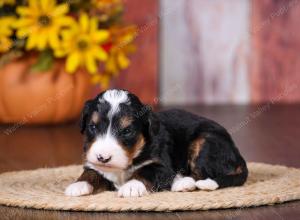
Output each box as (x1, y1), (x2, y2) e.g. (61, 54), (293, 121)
(65, 89), (248, 197)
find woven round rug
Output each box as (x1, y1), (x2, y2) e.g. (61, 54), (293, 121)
(0, 162), (300, 212)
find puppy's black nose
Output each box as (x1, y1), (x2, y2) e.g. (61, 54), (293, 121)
(97, 155), (112, 163)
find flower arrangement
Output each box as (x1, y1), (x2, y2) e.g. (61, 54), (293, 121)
(0, 0), (136, 88)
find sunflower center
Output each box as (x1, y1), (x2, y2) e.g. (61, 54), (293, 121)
(38, 15), (52, 27)
(77, 40), (89, 51)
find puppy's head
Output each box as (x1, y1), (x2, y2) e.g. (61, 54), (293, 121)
(80, 89), (159, 171)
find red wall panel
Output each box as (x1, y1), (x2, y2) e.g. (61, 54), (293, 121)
(111, 0), (158, 104)
(251, 0), (300, 103)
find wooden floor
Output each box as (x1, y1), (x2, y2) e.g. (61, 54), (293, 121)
(0, 104), (300, 219)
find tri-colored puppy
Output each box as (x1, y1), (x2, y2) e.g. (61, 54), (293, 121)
(65, 89), (248, 197)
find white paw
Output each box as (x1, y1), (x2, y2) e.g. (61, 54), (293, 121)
(195, 178), (219, 191)
(118, 179), (148, 198)
(171, 176), (196, 192)
(65, 181), (93, 197)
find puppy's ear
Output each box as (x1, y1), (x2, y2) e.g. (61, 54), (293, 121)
(79, 100), (94, 134)
(144, 105), (160, 137)
(148, 112), (160, 137)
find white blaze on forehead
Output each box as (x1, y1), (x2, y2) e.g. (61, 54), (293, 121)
(101, 89), (129, 117)
(88, 90), (130, 170)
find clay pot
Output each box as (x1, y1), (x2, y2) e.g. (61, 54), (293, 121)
(0, 56), (92, 124)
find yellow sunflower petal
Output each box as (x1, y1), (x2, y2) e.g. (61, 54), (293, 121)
(66, 52), (81, 73)
(26, 34), (38, 50)
(117, 52), (130, 69)
(52, 4), (69, 17)
(93, 47), (108, 61)
(91, 74), (101, 84)
(41, 0), (54, 11)
(55, 16), (75, 27)
(90, 73), (110, 89)
(79, 13), (89, 33)
(54, 48), (66, 57)
(90, 17), (98, 32)
(85, 53), (98, 74)
(29, 0), (39, 10)
(93, 30), (109, 43)
(16, 28), (31, 38)
(0, 37), (13, 52)
(49, 31), (60, 49)
(61, 29), (74, 40)
(106, 57), (118, 74)
(0, 24), (13, 35)
(99, 74), (111, 89)
(37, 32), (48, 50)
(14, 18), (35, 28)
(16, 7), (32, 16)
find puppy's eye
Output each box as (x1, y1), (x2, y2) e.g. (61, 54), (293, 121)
(122, 128), (132, 136)
(89, 124), (97, 132)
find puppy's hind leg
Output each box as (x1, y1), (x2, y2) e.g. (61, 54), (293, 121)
(189, 135), (248, 191)
(188, 137), (219, 190)
(195, 178), (219, 191)
(171, 174), (196, 192)
(188, 136), (216, 190)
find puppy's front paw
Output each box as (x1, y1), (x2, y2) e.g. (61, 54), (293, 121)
(65, 181), (93, 196)
(118, 179), (148, 198)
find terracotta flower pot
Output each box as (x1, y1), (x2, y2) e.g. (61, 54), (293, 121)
(0, 56), (92, 124)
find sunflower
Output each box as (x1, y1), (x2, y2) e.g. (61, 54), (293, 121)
(92, 0), (123, 22)
(104, 25), (137, 75)
(90, 25), (136, 88)
(54, 13), (109, 74)
(0, 16), (15, 53)
(91, 73), (111, 89)
(0, 0), (15, 7)
(93, 0), (121, 9)
(14, 0), (73, 50)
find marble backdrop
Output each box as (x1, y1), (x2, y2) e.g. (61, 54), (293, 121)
(160, 0), (300, 105)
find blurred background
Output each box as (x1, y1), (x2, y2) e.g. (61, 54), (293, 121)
(0, 0), (300, 170)
(115, 0), (300, 106)
(161, 0), (300, 105)
(118, 0), (300, 106)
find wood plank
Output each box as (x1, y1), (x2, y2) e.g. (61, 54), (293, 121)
(160, 0), (250, 105)
(251, 0), (300, 103)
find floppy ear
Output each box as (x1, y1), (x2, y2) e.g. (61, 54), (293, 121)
(148, 112), (160, 137)
(144, 105), (160, 137)
(79, 100), (94, 134)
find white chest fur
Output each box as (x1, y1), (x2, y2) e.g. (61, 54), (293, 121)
(85, 160), (155, 189)
(99, 170), (129, 189)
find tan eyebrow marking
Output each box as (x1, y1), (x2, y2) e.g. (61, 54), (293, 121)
(91, 111), (100, 124)
(120, 116), (133, 128)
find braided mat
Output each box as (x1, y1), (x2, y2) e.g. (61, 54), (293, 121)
(0, 162), (300, 212)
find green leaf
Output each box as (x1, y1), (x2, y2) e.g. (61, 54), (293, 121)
(0, 50), (23, 68)
(31, 50), (54, 73)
